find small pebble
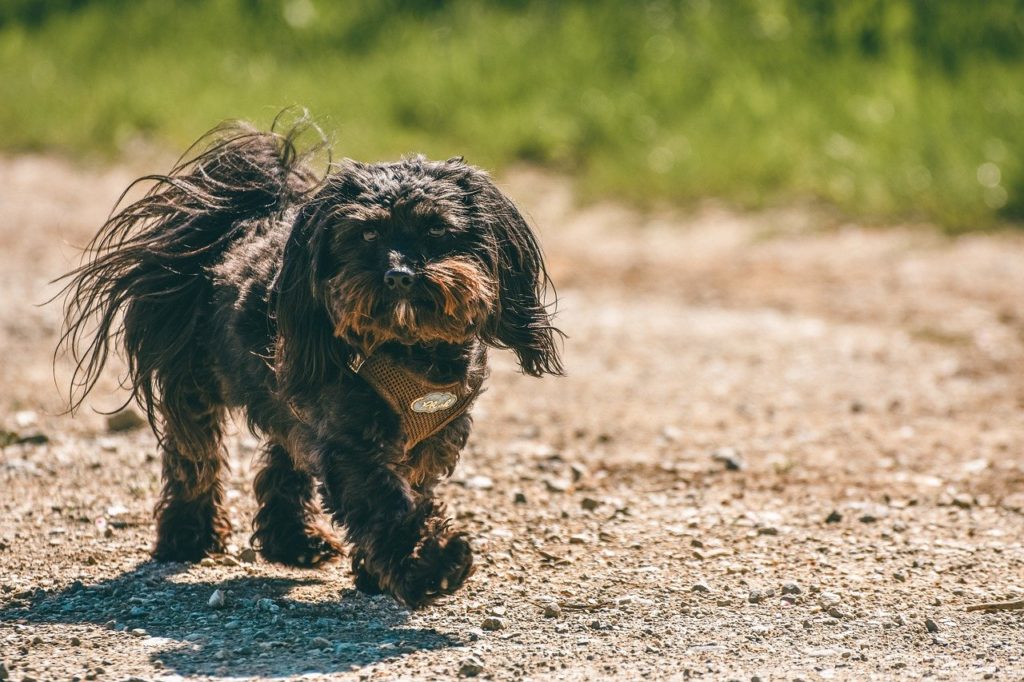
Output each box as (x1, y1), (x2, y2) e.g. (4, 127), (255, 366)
(465, 475), (494, 491)
(580, 497), (600, 511)
(661, 425), (683, 442)
(825, 510), (842, 524)
(543, 603), (562, 618)
(691, 582), (711, 594)
(782, 581), (802, 595)
(106, 408), (146, 432)
(481, 617), (505, 631)
(711, 447), (744, 471)
(952, 494), (973, 509)
(544, 478), (571, 493)
(459, 656), (485, 677)
(925, 618), (939, 633)
(311, 636), (331, 649)
(238, 548), (258, 563)
(14, 410), (38, 428)
(208, 589), (226, 609)
(570, 462), (588, 482)
(819, 592), (841, 607)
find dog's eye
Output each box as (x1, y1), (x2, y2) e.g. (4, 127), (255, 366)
(427, 226), (447, 238)
(362, 229), (379, 242)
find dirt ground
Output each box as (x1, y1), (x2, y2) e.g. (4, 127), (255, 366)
(1, 155), (1023, 681)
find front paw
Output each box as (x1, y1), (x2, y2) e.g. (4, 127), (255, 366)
(351, 549), (384, 595)
(391, 531), (475, 609)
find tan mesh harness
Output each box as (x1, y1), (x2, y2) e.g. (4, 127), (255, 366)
(349, 352), (483, 451)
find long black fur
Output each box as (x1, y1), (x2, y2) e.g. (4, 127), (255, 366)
(57, 113), (563, 607)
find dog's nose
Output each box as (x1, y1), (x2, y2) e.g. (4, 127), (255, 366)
(384, 267), (415, 291)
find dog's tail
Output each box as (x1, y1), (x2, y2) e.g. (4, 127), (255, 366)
(56, 111), (328, 424)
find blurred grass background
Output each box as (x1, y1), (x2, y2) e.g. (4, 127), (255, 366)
(0, 0), (1022, 230)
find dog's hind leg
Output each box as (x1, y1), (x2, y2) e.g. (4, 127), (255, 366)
(152, 379), (231, 562)
(251, 442), (344, 567)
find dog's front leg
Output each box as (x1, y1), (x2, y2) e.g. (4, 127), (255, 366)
(313, 438), (473, 608)
(251, 442), (345, 567)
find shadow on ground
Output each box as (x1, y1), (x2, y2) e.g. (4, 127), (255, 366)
(1, 561), (460, 677)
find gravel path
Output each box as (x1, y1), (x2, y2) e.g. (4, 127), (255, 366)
(1, 157), (1023, 681)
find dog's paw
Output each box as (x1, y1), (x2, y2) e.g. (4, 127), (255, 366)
(153, 505), (230, 563)
(153, 534), (228, 563)
(391, 531), (475, 609)
(350, 550), (384, 595)
(255, 522), (345, 568)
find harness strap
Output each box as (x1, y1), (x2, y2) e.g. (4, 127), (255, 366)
(350, 352), (483, 451)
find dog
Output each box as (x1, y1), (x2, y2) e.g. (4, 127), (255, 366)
(58, 114), (563, 608)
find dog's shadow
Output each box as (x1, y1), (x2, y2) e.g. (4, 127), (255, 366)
(1, 560), (461, 677)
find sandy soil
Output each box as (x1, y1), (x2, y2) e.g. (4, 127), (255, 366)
(1, 155), (1023, 681)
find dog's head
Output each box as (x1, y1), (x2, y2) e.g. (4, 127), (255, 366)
(275, 156), (563, 392)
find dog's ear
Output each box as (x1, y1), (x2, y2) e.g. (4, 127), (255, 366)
(444, 161), (564, 377)
(273, 204), (342, 395)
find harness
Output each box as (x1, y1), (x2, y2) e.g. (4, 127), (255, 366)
(348, 351), (484, 451)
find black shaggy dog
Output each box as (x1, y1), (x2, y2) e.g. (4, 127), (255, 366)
(59, 115), (563, 608)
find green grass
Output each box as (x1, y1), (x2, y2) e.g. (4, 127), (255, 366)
(1, 0), (1022, 230)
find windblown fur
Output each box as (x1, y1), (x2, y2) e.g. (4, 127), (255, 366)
(58, 113), (563, 608)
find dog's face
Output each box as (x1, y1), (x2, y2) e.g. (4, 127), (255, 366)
(275, 157), (563, 390)
(318, 160), (498, 348)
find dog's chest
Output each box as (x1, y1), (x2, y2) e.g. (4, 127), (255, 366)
(350, 352), (484, 451)
(350, 350), (481, 450)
